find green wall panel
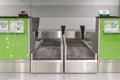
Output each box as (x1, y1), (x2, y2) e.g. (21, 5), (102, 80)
(100, 18), (120, 60)
(0, 18), (29, 60)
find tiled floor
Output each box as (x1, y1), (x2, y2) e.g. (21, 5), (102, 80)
(0, 73), (120, 80)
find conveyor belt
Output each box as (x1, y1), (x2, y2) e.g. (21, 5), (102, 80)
(66, 39), (94, 60)
(33, 39), (61, 60)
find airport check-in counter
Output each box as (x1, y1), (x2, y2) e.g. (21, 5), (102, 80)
(0, 16), (97, 73)
(31, 27), (97, 73)
(95, 16), (120, 72)
(62, 27), (97, 73)
(0, 17), (30, 72)
(31, 30), (63, 73)
(0, 16), (39, 73)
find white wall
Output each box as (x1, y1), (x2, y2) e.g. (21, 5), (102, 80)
(0, 0), (30, 16)
(0, 0), (30, 5)
(31, 0), (119, 30)
(0, 0), (119, 30)
(39, 17), (95, 30)
(31, 0), (119, 6)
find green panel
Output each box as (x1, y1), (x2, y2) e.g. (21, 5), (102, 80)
(0, 18), (29, 60)
(100, 18), (120, 60)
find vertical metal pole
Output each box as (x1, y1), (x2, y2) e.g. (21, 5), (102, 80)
(61, 25), (66, 73)
(80, 25), (85, 40)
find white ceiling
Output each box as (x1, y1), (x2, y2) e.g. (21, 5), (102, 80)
(0, 0), (119, 6)
(31, 0), (119, 6)
(0, 0), (30, 5)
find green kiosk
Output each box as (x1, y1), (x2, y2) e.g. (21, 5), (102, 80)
(0, 17), (33, 72)
(96, 16), (120, 72)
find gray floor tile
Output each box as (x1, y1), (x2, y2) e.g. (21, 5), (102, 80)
(0, 73), (120, 80)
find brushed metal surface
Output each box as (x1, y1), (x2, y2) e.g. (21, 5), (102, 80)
(100, 60), (120, 63)
(82, 40), (98, 60)
(64, 38), (97, 73)
(64, 31), (80, 38)
(64, 31), (94, 40)
(33, 39), (61, 60)
(38, 31), (61, 39)
(30, 18), (36, 52)
(66, 39), (95, 60)
(92, 18), (99, 53)
(99, 61), (120, 72)
(31, 37), (63, 73)
(65, 60), (97, 73)
(67, 47), (94, 60)
(38, 30), (94, 40)
(0, 60), (30, 72)
(32, 30), (97, 73)
(31, 60), (63, 73)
